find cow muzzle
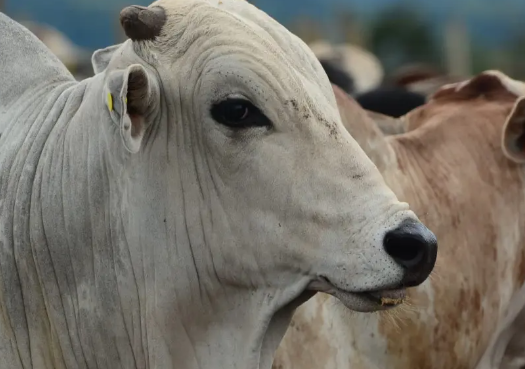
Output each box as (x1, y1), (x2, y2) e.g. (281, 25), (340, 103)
(306, 218), (437, 313)
(383, 218), (438, 287)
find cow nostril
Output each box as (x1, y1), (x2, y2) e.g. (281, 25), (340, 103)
(384, 234), (425, 269)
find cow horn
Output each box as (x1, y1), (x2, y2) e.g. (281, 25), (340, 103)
(120, 5), (167, 41)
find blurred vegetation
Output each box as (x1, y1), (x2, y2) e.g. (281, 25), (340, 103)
(367, 4), (440, 74)
(290, 2), (525, 80)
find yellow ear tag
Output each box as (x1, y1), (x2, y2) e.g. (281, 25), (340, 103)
(107, 93), (113, 112)
(124, 97), (128, 105)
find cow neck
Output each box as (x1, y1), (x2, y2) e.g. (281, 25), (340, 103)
(18, 76), (300, 369)
(117, 191), (307, 369)
(115, 124), (310, 368)
(21, 74), (313, 369)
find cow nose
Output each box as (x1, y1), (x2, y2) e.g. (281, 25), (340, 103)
(383, 218), (438, 287)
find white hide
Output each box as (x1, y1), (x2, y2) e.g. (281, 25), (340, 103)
(0, 1), (425, 368)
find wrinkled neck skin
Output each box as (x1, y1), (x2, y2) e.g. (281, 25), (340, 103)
(0, 72), (306, 369)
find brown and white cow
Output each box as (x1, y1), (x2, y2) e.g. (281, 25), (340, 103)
(273, 71), (525, 369)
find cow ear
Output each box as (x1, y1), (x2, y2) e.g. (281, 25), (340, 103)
(91, 44), (122, 74)
(502, 96), (525, 163)
(105, 64), (157, 153)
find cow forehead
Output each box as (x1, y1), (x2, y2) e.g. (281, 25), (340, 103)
(155, 0), (274, 33)
(149, 0), (334, 109)
(152, 0), (321, 72)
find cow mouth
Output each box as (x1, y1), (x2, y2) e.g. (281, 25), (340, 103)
(307, 277), (406, 312)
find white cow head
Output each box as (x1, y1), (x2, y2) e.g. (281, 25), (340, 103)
(90, 0), (437, 367)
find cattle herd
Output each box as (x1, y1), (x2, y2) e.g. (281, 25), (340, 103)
(0, 0), (523, 369)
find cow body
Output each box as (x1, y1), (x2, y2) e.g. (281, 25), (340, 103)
(0, 1), (437, 368)
(275, 72), (525, 369)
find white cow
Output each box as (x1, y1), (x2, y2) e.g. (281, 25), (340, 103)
(0, 1), (437, 368)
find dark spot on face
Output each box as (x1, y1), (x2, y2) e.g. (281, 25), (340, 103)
(352, 174), (363, 179)
(320, 118), (339, 139)
(290, 99), (298, 111)
(322, 119), (337, 138)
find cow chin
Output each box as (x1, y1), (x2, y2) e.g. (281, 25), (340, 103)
(307, 278), (406, 312)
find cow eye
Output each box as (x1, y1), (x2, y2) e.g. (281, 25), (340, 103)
(211, 98), (271, 128)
